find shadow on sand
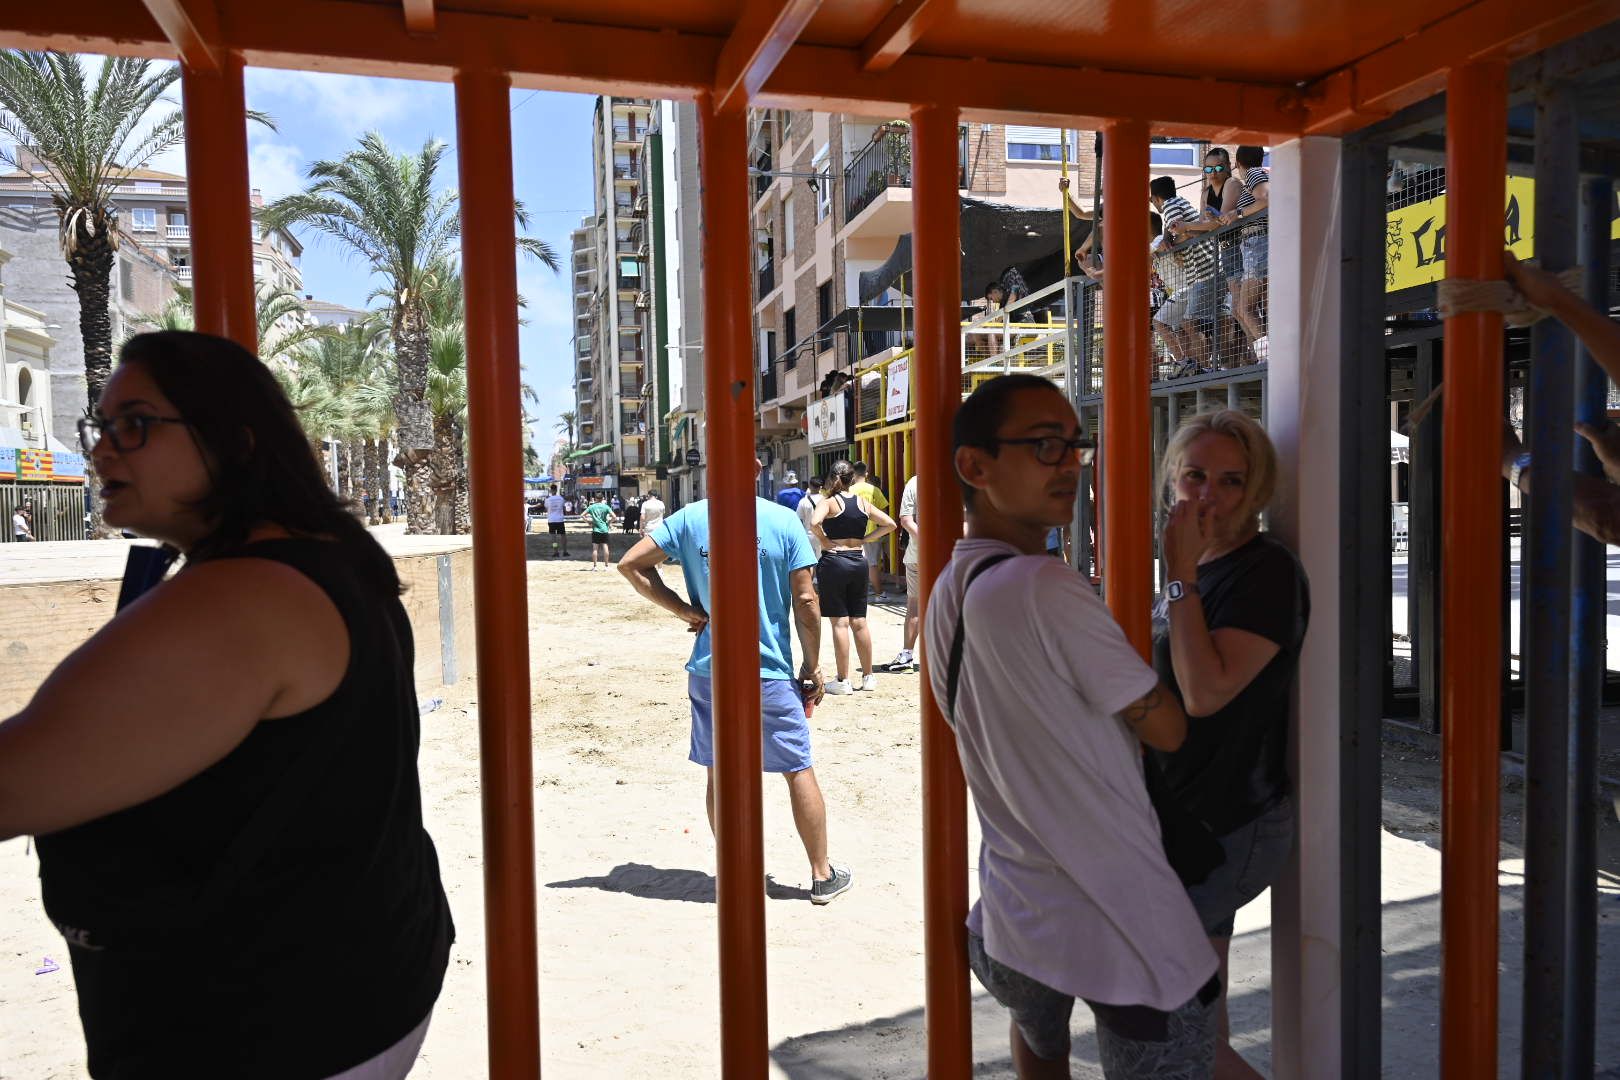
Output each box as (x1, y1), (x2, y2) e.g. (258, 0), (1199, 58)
(546, 861), (813, 904)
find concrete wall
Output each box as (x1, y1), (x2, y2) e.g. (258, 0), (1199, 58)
(0, 200), (90, 439)
(0, 546), (476, 716)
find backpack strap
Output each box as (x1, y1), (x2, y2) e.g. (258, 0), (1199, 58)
(945, 553), (1016, 727)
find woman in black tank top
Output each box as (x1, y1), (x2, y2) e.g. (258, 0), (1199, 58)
(0, 332), (452, 1079)
(808, 460), (897, 693)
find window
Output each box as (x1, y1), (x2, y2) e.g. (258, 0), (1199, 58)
(119, 259), (134, 300)
(129, 207), (156, 232)
(784, 308), (797, 369)
(816, 280), (833, 352)
(168, 210), (186, 227)
(812, 144), (830, 222)
(782, 193), (795, 258)
(1149, 140), (1200, 166)
(1006, 125), (1063, 161)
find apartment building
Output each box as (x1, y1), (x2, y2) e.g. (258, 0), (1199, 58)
(647, 100), (704, 509)
(0, 244), (62, 451)
(568, 96), (658, 497)
(0, 153), (303, 437)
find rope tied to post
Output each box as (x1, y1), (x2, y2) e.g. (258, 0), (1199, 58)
(1436, 266), (1586, 327)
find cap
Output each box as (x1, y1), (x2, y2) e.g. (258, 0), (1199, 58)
(783, 471), (799, 484)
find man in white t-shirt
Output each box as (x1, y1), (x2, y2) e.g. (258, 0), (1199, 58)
(638, 493), (666, 537)
(924, 373), (1218, 1078)
(795, 476), (823, 559)
(544, 484), (569, 558)
(887, 474), (920, 672)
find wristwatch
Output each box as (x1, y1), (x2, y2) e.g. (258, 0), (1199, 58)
(1166, 580), (1200, 603)
(1509, 451), (1532, 492)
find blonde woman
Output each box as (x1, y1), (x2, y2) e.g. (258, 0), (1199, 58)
(1151, 409), (1309, 1080)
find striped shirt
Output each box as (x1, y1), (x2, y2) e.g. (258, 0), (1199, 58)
(1235, 168), (1269, 236)
(1159, 194), (1214, 278)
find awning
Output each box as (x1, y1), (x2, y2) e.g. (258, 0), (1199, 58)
(670, 416), (690, 442)
(565, 442), (614, 461)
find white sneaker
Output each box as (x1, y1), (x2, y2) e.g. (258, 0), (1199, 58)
(1253, 335), (1269, 362)
(888, 650), (915, 673)
(859, 672), (879, 692)
(824, 678), (853, 695)
(875, 592), (891, 603)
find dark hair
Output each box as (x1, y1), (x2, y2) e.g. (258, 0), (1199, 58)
(952, 373), (1066, 506)
(1235, 145), (1265, 169)
(116, 331), (399, 594)
(1150, 175), (1177, 201)
(550, 484), (558, 494)
(826, 460), (856, 495)
(807, 476), (822, 488)
(852, 460), (868, 477)
(1204, 146), (1232, 169)
(985, 281), (1005, 295)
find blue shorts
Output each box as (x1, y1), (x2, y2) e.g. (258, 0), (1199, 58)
(687, 673), (813, 773)
(1239, 234), (1268, 281)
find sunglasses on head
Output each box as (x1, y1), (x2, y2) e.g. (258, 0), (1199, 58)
(1203, 164), (1227, 173)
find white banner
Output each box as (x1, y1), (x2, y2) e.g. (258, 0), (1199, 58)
(885, 356), (911, 422)
(807, 395), (847, 448)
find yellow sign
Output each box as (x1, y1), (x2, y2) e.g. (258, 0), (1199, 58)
(17, 449), (52, 481)
(1384, 176), (1620, 292)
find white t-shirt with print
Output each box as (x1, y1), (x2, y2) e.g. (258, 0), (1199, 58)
(923, 538), (1217, 1010)
(899, 475), (919, 567)
(545, 494), (566, 523)
(796, 493), (822, 558)
(639, 496), (666, 535)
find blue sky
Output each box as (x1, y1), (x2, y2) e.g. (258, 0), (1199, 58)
(164, 69), (595, 450)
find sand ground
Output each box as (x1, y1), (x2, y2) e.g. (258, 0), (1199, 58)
(3, 529), (1618, 1077)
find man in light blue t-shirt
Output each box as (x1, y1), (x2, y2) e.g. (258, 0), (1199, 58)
(617, 457), (853, 904)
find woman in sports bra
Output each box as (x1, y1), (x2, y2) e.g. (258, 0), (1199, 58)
(0, 331), (453, 1079)
(809, 459), (897, 694)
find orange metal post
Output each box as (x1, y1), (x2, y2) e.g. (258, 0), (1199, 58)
(695, 90), (769, 1077)
(1100, 120), (1151, 656)
(1439, 60), (1505, 1080)
(180, 51), (255, 350)
(911, 101), (972, 1079)
(452, 68), (541, 1080)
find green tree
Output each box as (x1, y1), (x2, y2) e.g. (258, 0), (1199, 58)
(258, 133), (557, 534)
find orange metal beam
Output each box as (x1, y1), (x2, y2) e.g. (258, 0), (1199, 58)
(0, 2), (1305, 139)
(138, 0), (220, 73)
(453, 66), (542, 1080)
(1303, 0), (1620, 134)
(1100, 119), (1152, 657)
(1439, 60), (1506, 1080)
(180, 52), (255, 351)
(911, 102), (972, 1080)
(713, 0), (822, 115)
(695, 89), (769, 1078)
(401, 0), (436, 36)
(859, 0), (940, 73)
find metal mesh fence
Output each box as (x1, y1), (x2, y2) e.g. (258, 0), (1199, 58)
(1386, 160), (1446, 211)
(1, 484), (86, 542)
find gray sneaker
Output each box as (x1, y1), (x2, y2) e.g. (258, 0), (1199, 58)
(810, 864), (853, 905)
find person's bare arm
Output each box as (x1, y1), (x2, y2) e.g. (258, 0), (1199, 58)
(1506, 252), (1620, 385)
(899, 509), (919, 544)
(790, 566), (824, 703)
(1502, 421), (1620, 546)
(862, 499), (898, 542)
(617, 536), (707, 632)
(1115, 681), (1187, 752)
(0, 560), (348, 839)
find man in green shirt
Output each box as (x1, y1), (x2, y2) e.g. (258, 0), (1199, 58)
(582, 493), (617, 571)
(848, 462), (891, 601)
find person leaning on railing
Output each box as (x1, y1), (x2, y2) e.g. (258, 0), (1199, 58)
(1499, 253), (1620, 544)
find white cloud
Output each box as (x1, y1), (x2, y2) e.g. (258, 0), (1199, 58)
(245, 69), (430, 136)
(248, 138), (307, 200)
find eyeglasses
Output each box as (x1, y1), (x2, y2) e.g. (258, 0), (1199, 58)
(1203, 164), (1227, 173)
(78, 414), (190, 454)
(991, 436), (1096, 467)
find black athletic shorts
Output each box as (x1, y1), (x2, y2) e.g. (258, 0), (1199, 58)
(591, 531), (611, 545)
(817, 549), (868, 619)
(548, 522), (566, 535)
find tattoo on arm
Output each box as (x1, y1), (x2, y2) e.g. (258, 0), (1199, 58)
(1118, 687), (1161, 728)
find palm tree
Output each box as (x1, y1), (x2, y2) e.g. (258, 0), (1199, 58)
(426, 318), (469, 534)
(0, 51), (272, 534)
(258, 133), (558, 534)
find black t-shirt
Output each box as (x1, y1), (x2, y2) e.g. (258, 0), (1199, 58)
(36, 538), (453, 1079)
(1149, 533), (1310, 836)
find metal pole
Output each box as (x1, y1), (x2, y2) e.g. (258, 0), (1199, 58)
(1100, 119), (1151, 654)
(1440, 60), (1506, 1080)
(695, 90), (768, 1077)
(180, 52), (256, 350)
(911, 101), (971, 1080)
(1413, 335), (1443, 734)
(452, 68), (541, 1079)
(1521, 76), (1579, 1079)
(1566, 173), (1613, 1078)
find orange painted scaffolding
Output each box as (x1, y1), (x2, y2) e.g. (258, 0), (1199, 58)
(7, 2), (1619, 1077)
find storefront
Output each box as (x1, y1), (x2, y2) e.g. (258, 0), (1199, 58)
(1, 447), (89, 541)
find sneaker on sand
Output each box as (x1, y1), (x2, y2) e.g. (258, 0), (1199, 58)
(824, 678), (853, 695)
(887, 651), (916, 673)
(810, 864), (853, 905)
(875, 591), (891, 603)
(859, 672), (879, 692)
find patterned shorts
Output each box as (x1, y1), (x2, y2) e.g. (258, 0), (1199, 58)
(967, 932), (1218, 1078)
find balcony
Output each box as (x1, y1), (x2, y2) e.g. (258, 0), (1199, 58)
(166, 224), (189, 240)
(613, 122), (643, 145)
(753, 149), (773, 200)
(613, 163), (640, 183)
(174, 265), (192, 282)
(843, 125), (970, 226)
(757, 259), (775, 296)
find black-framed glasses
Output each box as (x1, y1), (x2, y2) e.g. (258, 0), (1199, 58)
(77, 414), (190, 454)
(1203, 164), (1227, 173)
(991, 436), (1095, 467)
